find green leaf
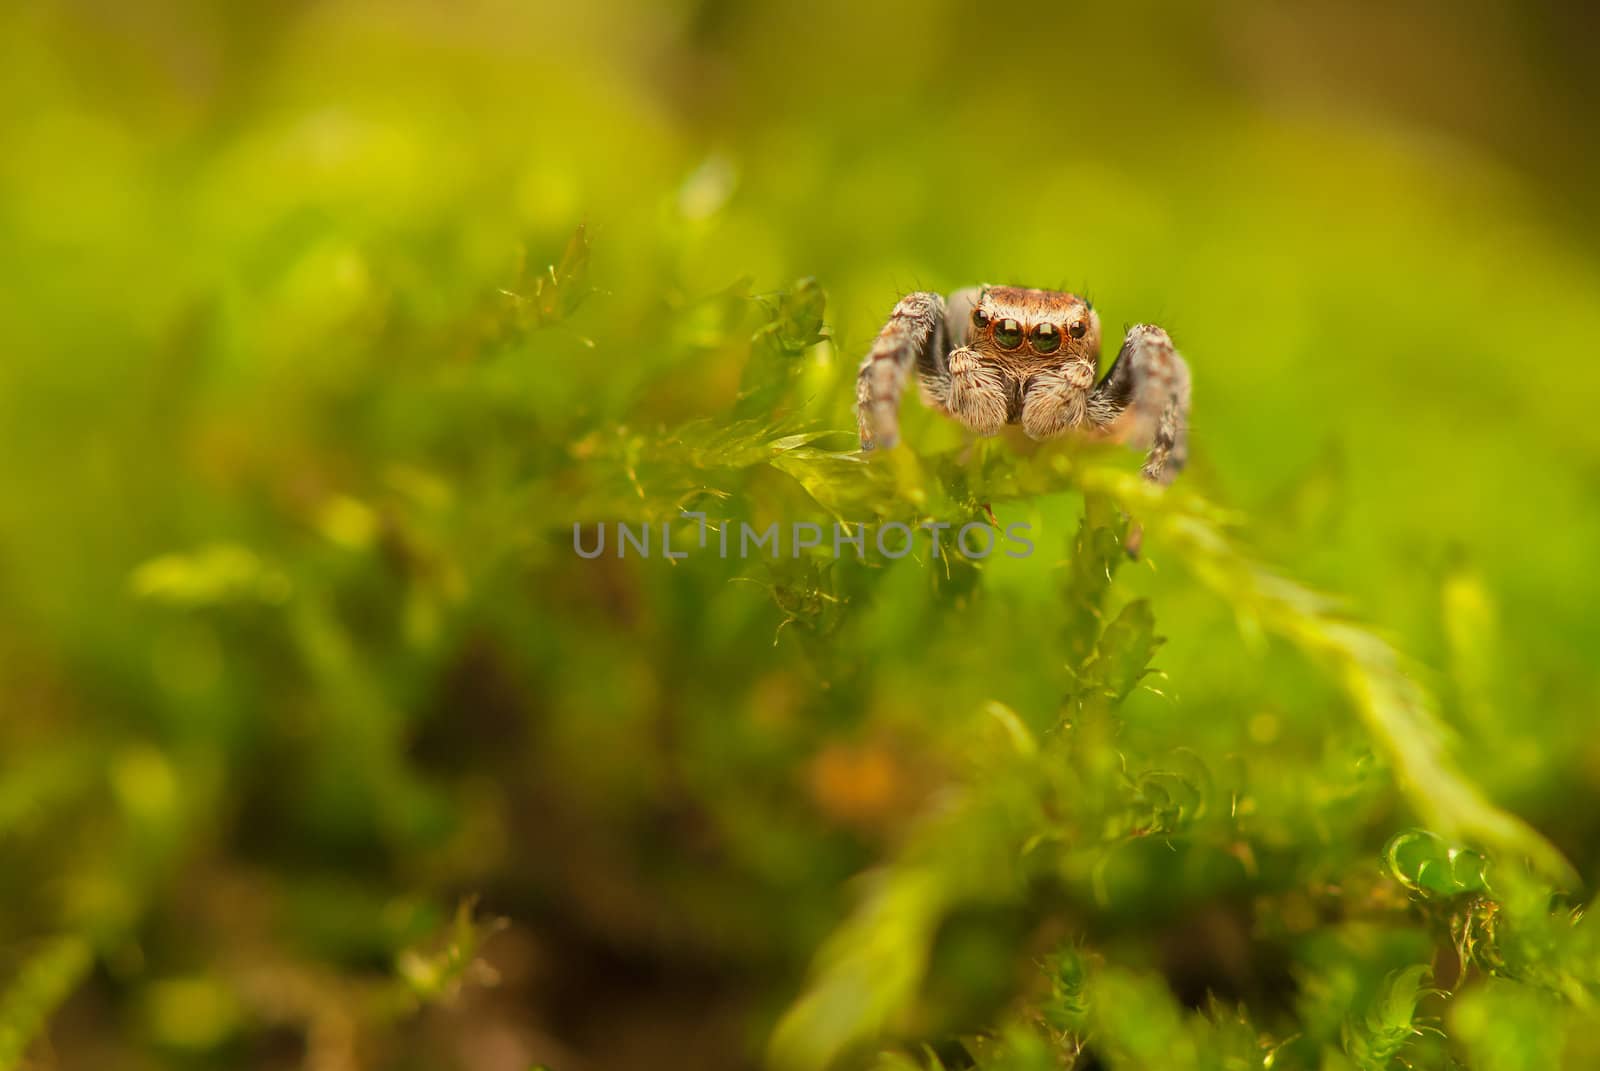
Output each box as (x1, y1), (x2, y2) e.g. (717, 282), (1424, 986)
(1341, 964), (1431, 1071)
(1092, 599), (1162, 701)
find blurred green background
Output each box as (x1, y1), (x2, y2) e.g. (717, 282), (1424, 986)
(2, 1), (1600, 1069)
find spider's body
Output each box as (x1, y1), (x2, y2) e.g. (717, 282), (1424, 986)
(855, 286), (1190, 485)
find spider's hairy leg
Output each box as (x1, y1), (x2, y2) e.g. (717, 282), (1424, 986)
(855, 291), (947, 450)
(1088, 323), (1191, 485)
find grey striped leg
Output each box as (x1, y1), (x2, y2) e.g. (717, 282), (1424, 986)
(1088, 324), (1190, 485)
(856, 291), (947, 450)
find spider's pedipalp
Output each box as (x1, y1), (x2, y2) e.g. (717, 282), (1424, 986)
(1019, 361), (1095, 440)
(946, 346), (1010, 436)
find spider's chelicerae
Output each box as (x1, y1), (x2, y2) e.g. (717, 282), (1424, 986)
(855, 286), (1190, 485)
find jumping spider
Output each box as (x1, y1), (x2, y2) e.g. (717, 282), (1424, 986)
(855, 287), (1190, 485)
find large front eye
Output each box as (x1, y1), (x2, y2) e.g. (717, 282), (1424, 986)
(994, 318), (1024, 349)
(972, 306), (991, 330)
(1029, 322), (1061, 354)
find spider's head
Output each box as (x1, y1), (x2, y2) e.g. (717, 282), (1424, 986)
(969, 286), (1100, 370)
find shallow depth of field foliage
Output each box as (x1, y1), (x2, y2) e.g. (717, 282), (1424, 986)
(4, 2), (1600, 1069)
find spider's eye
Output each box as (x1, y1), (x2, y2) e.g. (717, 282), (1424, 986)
(1068, 320), (1087, 339)
(972, 306), (991, 329)
(1029, 322), (1062, 354)
(994, 318), (1024, 349)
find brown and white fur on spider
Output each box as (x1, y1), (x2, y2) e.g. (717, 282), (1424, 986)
(855, 286), (1190, 486)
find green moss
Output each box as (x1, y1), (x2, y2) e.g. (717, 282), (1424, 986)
(1, 3), (1598, 1069)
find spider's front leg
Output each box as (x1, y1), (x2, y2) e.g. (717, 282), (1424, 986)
(856, 288), (992, 448)
(1087, 324), (1191, 485)
(855, 291), (947, 450)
